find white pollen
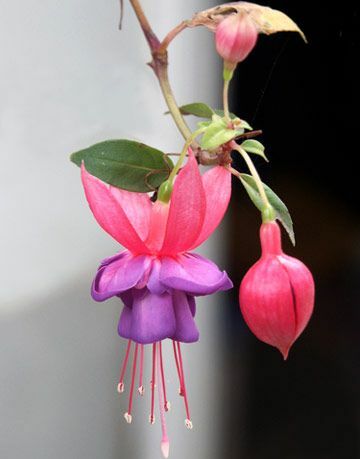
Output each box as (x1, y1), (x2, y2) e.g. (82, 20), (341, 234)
(138, 385), (144, 396)
(165, 401), (171, 411)
(124, 412), (132, 424)
(185, 419), (193, 430)
(149, 415), (155, 425)
(117, 382), (124, 393)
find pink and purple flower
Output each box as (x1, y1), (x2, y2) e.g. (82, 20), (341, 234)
(81, 154), (232, 456)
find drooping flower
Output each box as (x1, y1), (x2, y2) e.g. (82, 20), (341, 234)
(81, 153), (232, 457)
(239, 220), (315, 359)
(215, 12), (258, 69)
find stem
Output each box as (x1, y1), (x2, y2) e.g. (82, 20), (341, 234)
(159, 21), (188, 52)
(157, 65), (193, 140)
(232, 142), (271, 208)
(129, 0), (192, 141)
(168, 128), (205, 183)
(223, 78), (231, 122)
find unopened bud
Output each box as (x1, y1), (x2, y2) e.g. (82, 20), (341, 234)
(215, 12), (258, 72)
(239, 221), (315, 359)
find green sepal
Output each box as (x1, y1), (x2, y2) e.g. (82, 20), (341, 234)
(239, 173), (295, 245)
(235, 119), (253, 130)
(176, 102), (215, 118)
(223, 66), (234, 82)
(175, 102), (238, 120)
(70, 139), (173, 193)
(241, 139), (268, 161)
(200, 117), (243, 150)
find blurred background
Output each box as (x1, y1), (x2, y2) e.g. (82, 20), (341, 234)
(224, 1), (360, 458)
(0, 1), (359, 459)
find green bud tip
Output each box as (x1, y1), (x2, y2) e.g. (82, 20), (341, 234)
(157, 180), (173, 203)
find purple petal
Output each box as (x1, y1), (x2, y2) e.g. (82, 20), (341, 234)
(118, 289), (134, 308)
(172, 291), (199, 343)
(92, 252), (151, 301)
(188, 294), (196, 317)
(159, 253), (233, 296)
(147, 258), (167, 294)
(127, 289), (176, 344)
(118, 305), (133, 340)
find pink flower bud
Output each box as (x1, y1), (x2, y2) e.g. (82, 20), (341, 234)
(215, 12), (258, 67)
(239, 221), (315, 359)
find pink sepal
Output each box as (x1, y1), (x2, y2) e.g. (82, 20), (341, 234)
(190, 166), (231, 249)
(161, 153), (206, 255)
(81, 164), (149, 254)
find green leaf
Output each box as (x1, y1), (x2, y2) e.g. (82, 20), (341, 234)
(200, 118), (243, 150)
(176, 102), (240, 120)
(239, 173), (295, 245)
(70, 140), (173, 193)
(241, 139), (268, 161)
(178, 102), (215, 118)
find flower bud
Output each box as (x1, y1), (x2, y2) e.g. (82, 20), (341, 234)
(239, 221), (315, 359)
(215, 12), (258, 70)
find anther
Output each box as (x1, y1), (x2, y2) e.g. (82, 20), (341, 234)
(118, 340), (132, 394)
(159, 341), (170, 411)
(138, 344), (144, 396)
(117, 382), (124, 393)
(124, 412), (132, 424)
(138, 385), (144, 395)
(149, 414), (155, 425)
(126, 343), (138, 421)
(172, 340), (185, 396)
(185, 419), (193, 430)
(176, 342), (192, 426)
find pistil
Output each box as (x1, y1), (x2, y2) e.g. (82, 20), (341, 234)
(157, 343), (170, 458)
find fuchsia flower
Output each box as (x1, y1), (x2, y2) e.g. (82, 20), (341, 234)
(239, 221), (315, 359)
(215, 12), (258, 68)
(81, 153), (232, 457)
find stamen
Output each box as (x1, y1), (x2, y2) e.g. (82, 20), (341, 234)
(124, 343), (138, 423)
(117, 340), (132, 393)
(149, 343), (156, 424)
(159, 342), (170, 411)
(176, 341), (192, 428)
(157, 342), (170, 458)
(138, 344), (145, 395)
(172, 340), (184, 396)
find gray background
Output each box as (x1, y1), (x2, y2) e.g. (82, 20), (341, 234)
(0, 1), (239, 458)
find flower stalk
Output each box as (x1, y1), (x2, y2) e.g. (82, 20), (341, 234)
(129, 0), (192, 141)
(231, 141), (274, 220)
(168, 128), (205, 184)
(222, 77), (231, 122)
